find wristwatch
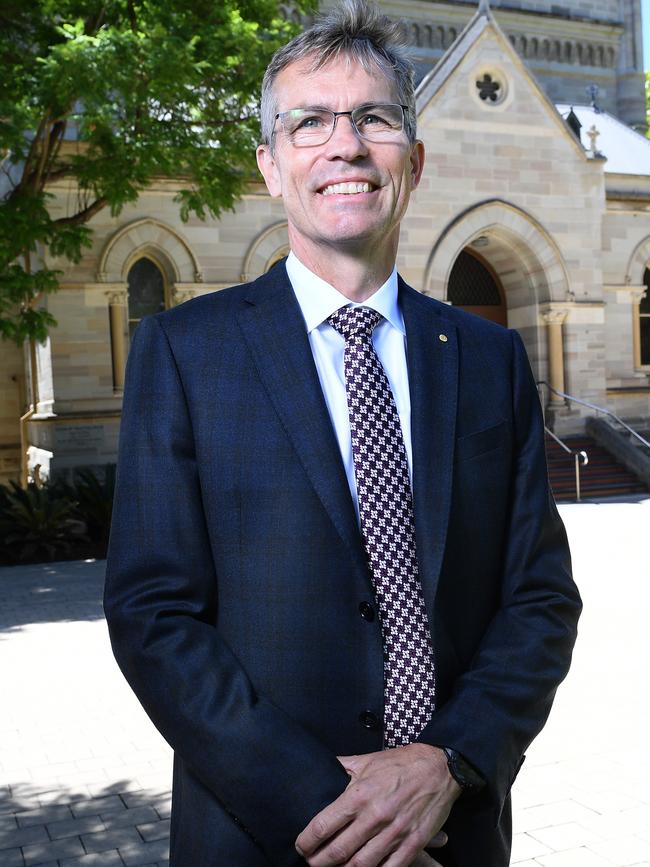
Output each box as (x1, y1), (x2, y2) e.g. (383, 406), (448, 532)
(441, 747), (486, 794)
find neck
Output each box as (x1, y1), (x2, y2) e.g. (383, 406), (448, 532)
(289, 236), (398, 302)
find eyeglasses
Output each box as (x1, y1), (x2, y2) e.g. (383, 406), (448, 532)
(274, 103), (408, 147)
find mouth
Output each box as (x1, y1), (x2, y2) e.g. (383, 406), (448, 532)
(319, 181), (377, 196)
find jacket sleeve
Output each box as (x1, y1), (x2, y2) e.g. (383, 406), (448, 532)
(416, 328), (582, 819)
(104, 314), (349, 865)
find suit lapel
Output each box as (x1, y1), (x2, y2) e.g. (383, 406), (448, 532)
(236, 266), (369, 582)
(400, 280), (458, 620)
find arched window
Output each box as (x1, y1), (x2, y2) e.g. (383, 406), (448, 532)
(127, 257), (166, 341)
(638, 267), (650, 368)
(447, 249), (507, 326)
(266, 247), (290, 272)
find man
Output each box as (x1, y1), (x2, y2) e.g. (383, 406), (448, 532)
(104, 2), (581, 865)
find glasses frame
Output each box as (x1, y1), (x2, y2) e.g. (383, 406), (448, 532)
(273, 103), (409, 147)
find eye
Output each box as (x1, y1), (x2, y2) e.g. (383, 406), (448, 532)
(357, 112), (388, 127)
(284, 110), (330, 136)
(296, 114), (326, 130)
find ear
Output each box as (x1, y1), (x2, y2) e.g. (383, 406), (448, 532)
(256, 144), (282, 197)
(409, 140), (425, 190)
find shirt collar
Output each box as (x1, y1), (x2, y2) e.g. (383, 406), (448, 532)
(286, 251), (404, 335)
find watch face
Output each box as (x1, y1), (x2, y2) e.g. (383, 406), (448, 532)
(444, 748), (485, 791)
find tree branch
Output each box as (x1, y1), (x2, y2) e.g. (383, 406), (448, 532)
(43, 120), (67, 180)
(127, 0), (138, 33)
(19, 112), (50, 192)
(54, 197), (107, 226)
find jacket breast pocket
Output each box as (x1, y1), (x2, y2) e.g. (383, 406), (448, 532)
(455, 421), (508, 464)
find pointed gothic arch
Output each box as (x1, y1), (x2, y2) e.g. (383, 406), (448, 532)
(97, 218), (203, 284)
(241, 222), (290, 282)
(625, 235), (650, 286)
(423, 200), (571, 380)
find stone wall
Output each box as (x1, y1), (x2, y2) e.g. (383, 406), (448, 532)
(405, 21), (608, 429)
(0, 340), (25, 484)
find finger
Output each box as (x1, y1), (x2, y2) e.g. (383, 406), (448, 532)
(337, 754), (372, 777)
(331, 821), (417, 867)
(381, 841), (440, 867)
(337, 755), (361, 775)
(408, 852), (441, 867)
(426, 831), (448, 848)
(299, 810), (385, 866)
(296, 800), (357, 859)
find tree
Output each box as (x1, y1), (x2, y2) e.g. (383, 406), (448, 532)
(0, 0), (309, 344)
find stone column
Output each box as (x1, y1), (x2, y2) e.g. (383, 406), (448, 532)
(630, 286), (647, 369)
(106, 289), (128, 394)
(542, 308), (569, 404)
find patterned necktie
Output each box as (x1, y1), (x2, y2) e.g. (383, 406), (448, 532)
(327, 305), (435, 748)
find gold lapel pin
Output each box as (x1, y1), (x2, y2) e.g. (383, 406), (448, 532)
(439, 334), (448, 343)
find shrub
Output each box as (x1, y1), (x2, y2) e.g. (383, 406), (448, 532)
(0, 481), (87, 564)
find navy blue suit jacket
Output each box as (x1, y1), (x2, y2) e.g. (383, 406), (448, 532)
(104, 263), (581, 866)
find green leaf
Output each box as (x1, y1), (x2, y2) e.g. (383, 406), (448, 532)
(0, 0), (309, 344)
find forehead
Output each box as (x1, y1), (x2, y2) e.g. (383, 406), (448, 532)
(273, 54), (398, 110)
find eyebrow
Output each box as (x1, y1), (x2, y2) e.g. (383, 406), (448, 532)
(281, 102), (384, 113)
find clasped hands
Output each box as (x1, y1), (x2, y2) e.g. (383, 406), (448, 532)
(295, 743), (462, 867)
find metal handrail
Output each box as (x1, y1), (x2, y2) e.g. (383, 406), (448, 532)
(537, 381), (650, 450)
(544, 424), (588, 502)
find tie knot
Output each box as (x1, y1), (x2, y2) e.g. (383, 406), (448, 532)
(327, 306), (383, 341)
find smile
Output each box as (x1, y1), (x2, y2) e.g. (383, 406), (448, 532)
(320, 182), (375, 196)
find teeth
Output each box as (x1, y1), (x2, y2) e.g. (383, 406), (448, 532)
(321, 182), (372, 196)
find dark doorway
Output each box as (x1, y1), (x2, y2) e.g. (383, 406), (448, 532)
(447, 248), (507, 326)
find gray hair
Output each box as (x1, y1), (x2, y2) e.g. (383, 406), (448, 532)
(260, 0), (417, 148)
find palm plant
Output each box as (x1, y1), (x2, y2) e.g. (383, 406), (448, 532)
(68, 465), (115, 552)
(0, 481), (86, 563)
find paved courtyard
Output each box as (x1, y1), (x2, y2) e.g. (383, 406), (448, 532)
(1, 498), (649, 866)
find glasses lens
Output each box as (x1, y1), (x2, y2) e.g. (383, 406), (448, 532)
(352, 104), (404, 140)
(281, 109), (334, 145)
(277, 104), (406, 146)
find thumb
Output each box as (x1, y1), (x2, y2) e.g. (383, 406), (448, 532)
(336, 754), (364, 776)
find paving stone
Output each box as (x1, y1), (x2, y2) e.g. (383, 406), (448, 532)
(0, 815), (18, 833)
(0, 823), (48, 849)
(0, 847), (25, 866)
(120, 791), (169, 812)
(101, 807), (159, 830)
(70, 795), (126, 818)
(22, 836), (86, 866)
(530, 822), (603, 851)
(60, 851), (124, 866)
(535, 848), (616, 866)
(46, 814), (105, 840)
(591, 837), (650, 864)
(118, 839), (170, 866)
(16, 805), (73, 828)
(152, 798), (171, 821)
(511, 831), (553, 861)
(137, 820), (170, 843)
(81, 826), (143, 854)
(517, 800), (601, 834)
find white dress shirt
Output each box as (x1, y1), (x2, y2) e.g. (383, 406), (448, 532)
(286, 251), (413, 519)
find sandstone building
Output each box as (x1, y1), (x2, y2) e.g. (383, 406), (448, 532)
(1, 0), (648, 485)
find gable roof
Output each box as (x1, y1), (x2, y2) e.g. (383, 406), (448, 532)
(415, 1), (587, 161)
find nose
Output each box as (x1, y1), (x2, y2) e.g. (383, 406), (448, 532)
(322, 113), (369, 161)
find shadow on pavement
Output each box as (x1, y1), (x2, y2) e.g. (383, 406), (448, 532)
(0, 559), (107, 633)
(0, 778), (171, 867)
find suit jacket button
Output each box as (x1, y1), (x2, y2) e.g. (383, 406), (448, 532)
(359, 601), (375, 622)
(359, 711), (380, 730)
